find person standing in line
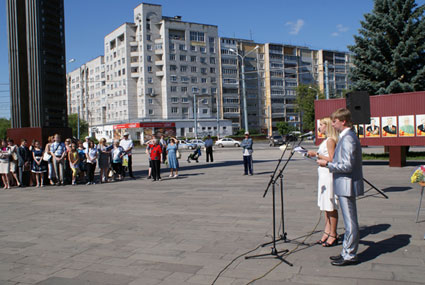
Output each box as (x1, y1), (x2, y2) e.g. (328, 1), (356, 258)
(166, 137), (179, 178)
(68, 142), (80, 186)
(241, 131), (254, 175)
(149, 139), (162, 181)
(120, 132), (134, 179)
(204, 135), (214, 162)
(77, 141), (87, 183)
(50, 134), (66, 185)
(98, 138), (111, 183)
(111, 139), (125, 181)
(85, 140), (98, 185)
(307, 117), (339, 247)
(63, 138), (72, 185)
(31, 140), (47, 187)
(160, 135), (167, 164)
(17, 139), (30, 187)
(317, 108), (364, 266)
(83, 136), (91, 149)
(145, 138), (154, 179)
(45, 136), (55, 185)
(0, 139), (11, 189)
(8, 139), (20, 187)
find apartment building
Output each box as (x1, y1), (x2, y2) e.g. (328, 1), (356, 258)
(218, 39), (352, 135)
(67, 3), (232, 142)
(67, 56), (106, 127)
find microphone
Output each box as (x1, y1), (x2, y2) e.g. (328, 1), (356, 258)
(299, 131), (313, 138)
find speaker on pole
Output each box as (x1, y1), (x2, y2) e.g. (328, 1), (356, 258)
(346, 91), (371, 124)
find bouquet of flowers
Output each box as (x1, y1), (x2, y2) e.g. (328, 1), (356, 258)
(411, 165), (425, 184)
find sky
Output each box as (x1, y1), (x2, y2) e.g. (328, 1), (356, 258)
(0, 0), (423, 120)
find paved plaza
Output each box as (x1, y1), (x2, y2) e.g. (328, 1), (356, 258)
(0, 143), (424, 284)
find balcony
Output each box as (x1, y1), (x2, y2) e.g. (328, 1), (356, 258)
(130, 41), (138, 47)
(154, 38), (163, 44)
(130, 51), (139, 57)
(155, 49), (163, 55)
(130, 62), (139, 67)
(155, 60), (164, 66)
(156, 71), (164, 77)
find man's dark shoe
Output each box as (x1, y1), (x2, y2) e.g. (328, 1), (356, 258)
(329, 255), (342, 261)
(331, 258), (359, 266)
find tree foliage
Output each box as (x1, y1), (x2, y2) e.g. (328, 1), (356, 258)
(68, 113), (88, 138)
(349, 0), (425, 95)
(0, 118), (11, 140)
(295, 85), (324, 132)
(276, 122), (297, 136)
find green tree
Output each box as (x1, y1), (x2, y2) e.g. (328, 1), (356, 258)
(295, 85), (324, 132)
(349, 0), (425, 95)
(68, 113), (88, 138)
(276, 122), (297, 136)
(0, 118), (11, 139)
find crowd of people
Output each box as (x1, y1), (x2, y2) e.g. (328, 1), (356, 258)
(0, 132), (135, 188)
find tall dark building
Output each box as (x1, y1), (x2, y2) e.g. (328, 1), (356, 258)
(6, 0), (68, 129)
(6, 0), (70, 142)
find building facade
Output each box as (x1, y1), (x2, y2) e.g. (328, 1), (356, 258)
(7, 0), (68, 129)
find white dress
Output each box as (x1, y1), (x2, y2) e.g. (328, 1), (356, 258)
(317, 138), (338, 211)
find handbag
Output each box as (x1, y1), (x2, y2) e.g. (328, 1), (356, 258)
(122, 155), (129, 167)
(43, 152), (52, 162)
(176, 150), (181, 159)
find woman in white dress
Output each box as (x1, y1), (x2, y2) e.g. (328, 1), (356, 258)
(308, 117), (339, 247)
(0, 139), (11, 189)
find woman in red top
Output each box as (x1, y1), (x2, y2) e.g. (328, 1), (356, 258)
(149, 139), (162, 181)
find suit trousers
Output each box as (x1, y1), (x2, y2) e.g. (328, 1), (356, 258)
(243, 155), (253, 175)
(52, 158), (64, 183)
(338, 195), (360, 260)
(206, 147), (213, 162)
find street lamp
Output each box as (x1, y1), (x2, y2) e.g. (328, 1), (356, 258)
(308, 86), (319, 100)
(229, 45), (259, 133)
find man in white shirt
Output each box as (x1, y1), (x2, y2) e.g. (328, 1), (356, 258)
(83, 136), (90, 149)
(120, 132), (134, 179)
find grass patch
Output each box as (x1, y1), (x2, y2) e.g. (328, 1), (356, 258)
(362, 151), (425, 160)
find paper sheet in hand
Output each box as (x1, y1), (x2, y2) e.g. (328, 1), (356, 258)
(293, 146), (307, 155)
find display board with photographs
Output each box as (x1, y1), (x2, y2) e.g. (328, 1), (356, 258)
(416, 114), (425, 137)
(398, 115), (415, 137)
(365, 117), (380, 138)
(353, 125), (365, 138)
(316, 119), (326, 139)
(382, 116), (398, 137)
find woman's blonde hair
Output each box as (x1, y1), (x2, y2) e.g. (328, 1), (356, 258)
(320, 117), (339, 143)
(99, 138), (106, 145)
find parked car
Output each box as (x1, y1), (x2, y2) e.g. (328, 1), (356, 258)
(215, 138), (241, 147)
(188, 139), (205, 149)
(178, 140), (196, 149)
(269, 135), (285, 147)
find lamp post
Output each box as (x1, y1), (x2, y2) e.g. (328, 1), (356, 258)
(229, 45), (259, 134)
(193, 93), (198, 139)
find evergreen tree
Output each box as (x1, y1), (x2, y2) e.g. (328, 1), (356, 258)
(349, 0), (425, 95)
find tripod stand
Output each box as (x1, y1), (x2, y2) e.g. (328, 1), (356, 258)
(245, 136), (306, 266)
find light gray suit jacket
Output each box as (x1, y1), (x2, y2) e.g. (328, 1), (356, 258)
(327, 128), (364, 197)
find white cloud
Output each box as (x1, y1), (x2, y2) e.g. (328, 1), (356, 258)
(331, 24), (349, 37)
(285, 19), (304, 35)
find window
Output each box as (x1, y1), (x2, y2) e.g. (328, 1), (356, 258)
(171, 75), (178, 82)
(147, 66), (152, 73)
(201, 89), (208, 95)
(148, 98), (153, 104)
(202, 109), (208, 114)
(169, 54), (176, 61)
(180, 65), (188, 72)
(222, 68), (237, 74)
(147, 44), (152, 51)
(181, 86), (188, 93)
(171, 107), (178, 114)
(211, 77), (216, 83)
(147, 56), (152, 62)
(191, 66), (197, 72)
(200, 57), (206, 64)
(191, 77), (197, 83)
(190, 45), (196, 51)
(182, 97), (189, 103)
(149, 109), (154, 115)
(190, 31), (205, 42)
(201, 68), (207, 74)
(171, 86), (177, 92)
(182, 107), (188, 114)
(171, 97), (178, 103)
(192, 87), (199, 93)
(223, 78), (237, 84)
(210, 57), (216, 64)
(170, 65), (177, 71)
(147, 34), (151, 41)
(200, 46), (206, 53)
(210, 67), (216, 73)
(209, 37), (215, 43)
(180, 55), (187, 61)
(201, 78), (207, 83)
(190, 56), (197, 62)
(181, 76), (189, 83)
(211, 87), (217, 94)
(147, 77), (153, 84)
(179, 44), (186, 51)
(169, 43), (175, 51)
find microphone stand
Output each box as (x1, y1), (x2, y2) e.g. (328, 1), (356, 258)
(245, 135), (307, 265)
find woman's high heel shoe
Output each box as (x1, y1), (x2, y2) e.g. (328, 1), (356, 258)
(322, 234), (338, 247)
(316, 232), (329, 244)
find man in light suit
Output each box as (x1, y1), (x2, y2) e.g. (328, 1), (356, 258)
(318, 108), (364, 266)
